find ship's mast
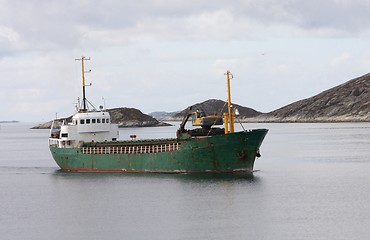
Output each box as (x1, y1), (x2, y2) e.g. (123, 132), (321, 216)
(224, 70), (234, 134)
(75, 56), (90, 112)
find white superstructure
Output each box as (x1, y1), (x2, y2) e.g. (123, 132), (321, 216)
(48, 56), (119, 148)
(49, 110), (119, 148)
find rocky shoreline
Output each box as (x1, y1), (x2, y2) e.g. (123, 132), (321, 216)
(31, 72), (370, 128)
(154, 71), (370, 123)
(31, 107), (171, 129)
(252, 72), (370, 123)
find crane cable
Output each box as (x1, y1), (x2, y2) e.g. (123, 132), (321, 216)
(207, 101), (227, 136)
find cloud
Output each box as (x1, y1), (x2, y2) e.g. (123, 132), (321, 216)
(0, 26), (21, 45)
(231, 0), (370, 36)
(2, 0), (370, 55)
(331, 52), (351, 66)
(1, 0), (370, 121)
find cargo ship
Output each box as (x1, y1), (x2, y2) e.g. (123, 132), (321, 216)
(48, 56), (268, 173)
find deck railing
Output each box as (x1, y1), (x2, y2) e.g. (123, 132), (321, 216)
(81, 143), (181, 154)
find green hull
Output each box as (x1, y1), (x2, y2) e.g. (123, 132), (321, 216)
(49, 129), (268, 173)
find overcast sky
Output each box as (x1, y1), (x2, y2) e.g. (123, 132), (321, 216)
(1, 0), (370, 122)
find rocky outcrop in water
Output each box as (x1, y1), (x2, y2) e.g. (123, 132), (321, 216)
(32, 72), (370, 129)
(31, 107), (170, 129)
(246, 73), (370, 122)
(109, 107), (170, 127)
(155, 99), (262, 121)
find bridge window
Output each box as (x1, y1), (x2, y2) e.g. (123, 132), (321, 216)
(102, 119), (105, 123)
(61, 133), (68, 138)
(106, 118), (110, 123)
(92, 119), (96, 124)
(86, 119), (91, 124)
(80, 119), (85, 124)
(97, 118), (101, 123)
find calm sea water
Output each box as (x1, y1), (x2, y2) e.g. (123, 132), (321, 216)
(1, 122), (370, 240)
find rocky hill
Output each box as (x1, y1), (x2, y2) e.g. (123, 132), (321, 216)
(32, 72), (370, 128)
(32, 107), (170, 129)
(249, 73), (370, 122)
(150, 111), (180, 120)
(109, 107), (170, 127)
(160, 99), (262, 121)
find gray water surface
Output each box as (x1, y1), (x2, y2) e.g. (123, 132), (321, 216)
(1, 122), (369, 240)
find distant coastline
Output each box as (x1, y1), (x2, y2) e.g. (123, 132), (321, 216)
(153, 72), (370, 123)
(26, 71), (370, 128)
(0, 120), (19, 123)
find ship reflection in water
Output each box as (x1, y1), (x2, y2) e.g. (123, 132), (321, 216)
(52, 169), (258, 182)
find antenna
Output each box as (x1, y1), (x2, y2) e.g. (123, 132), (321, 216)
(75, 56), (91, 112)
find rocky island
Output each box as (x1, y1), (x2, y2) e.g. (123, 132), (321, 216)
(246, 72), (370, 122)
(33, 72), (370, 129)
(153, 73), (370, 123)
(32, 107), (170, 129)
(156, 99), (262, 121)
